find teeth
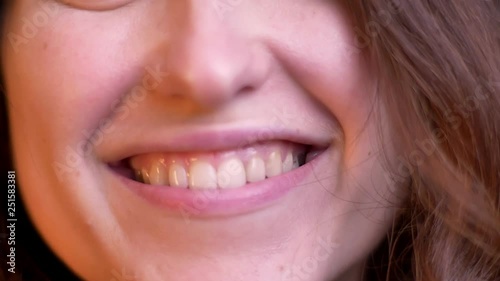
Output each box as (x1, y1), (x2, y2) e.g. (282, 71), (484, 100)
(135, 169), (144, 183)
(149, 161), (168, 185)
(141, 168), (151, 184)
(189, 161), (218, 189)
(265, 151), (282, 177)
(217, 158), (246, 189)
(246, 156), (266, 183)
(169, 163), (188, 188)
(292, 154), (300, 169)
(282, 152), (293, 173)
(131, 147), (315, 189)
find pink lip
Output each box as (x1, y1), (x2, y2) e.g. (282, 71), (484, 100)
(110, 146), (329, 218)
(104, 127), (331, 163)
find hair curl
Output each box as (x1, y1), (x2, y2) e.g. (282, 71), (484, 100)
(348, 0), (500, 280)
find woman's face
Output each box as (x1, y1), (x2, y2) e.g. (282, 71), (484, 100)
(3, 1), (400, 280)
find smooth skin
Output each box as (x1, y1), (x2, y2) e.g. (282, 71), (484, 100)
(3, 0), (401, 280)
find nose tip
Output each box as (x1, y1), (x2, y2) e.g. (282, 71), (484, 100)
(154, 9), (269, 109)
(169, 41), (259, 108)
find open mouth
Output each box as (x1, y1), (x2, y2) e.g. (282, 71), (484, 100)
(110, 141), (325, 190)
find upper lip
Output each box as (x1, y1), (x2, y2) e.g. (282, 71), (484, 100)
(103, 125), (332, 163)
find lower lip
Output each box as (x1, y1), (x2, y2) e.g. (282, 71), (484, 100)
(112, 148), (329, 218)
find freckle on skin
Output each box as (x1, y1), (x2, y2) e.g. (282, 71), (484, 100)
(43, 42), (48, 50)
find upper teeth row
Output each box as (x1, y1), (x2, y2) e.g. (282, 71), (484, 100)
(133, 151), (301, 189)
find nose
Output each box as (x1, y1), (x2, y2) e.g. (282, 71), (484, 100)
(150, 2), (269, 109)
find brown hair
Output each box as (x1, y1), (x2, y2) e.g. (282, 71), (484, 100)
(1, 1), (499, 280)
(347, 0), (500, 280)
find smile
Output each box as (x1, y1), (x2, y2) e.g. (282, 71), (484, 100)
(127, 141), (324, 189)
(107, 130), (330, 217)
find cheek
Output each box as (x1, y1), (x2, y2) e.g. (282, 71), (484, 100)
(2, 5), (149, 150)
(261, 2), (397, 206)
(261, 2), (376, 141)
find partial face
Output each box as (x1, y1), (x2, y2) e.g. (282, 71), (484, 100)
(3, 1), (400, 280)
